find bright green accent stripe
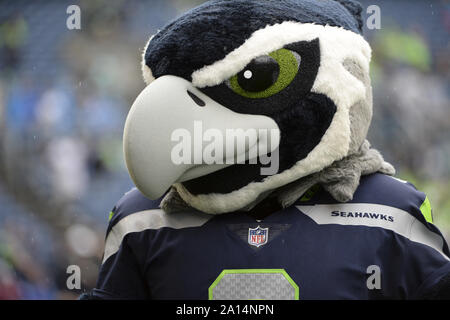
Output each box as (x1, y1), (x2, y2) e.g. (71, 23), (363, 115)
(229, 48), (299, 99)
(108, 211), (115, 221)
(208, 269), (299, 300)
(420, 196), (433, 224)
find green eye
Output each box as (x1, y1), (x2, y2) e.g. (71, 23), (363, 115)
(227, 48), (300, 99)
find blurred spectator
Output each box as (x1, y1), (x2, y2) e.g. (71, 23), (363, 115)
(46, 136), (89, 201)
(0, 13), (28, 74)
(35, 83), (76, 137)
(6, 78), (39, 134)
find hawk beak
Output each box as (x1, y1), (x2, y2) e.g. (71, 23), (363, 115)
(123, 75), (280, 199)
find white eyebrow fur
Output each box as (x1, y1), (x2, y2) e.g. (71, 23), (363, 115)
(191, 21), (370, 90)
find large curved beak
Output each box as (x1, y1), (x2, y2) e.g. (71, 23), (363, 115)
(123, 75), (280, 200)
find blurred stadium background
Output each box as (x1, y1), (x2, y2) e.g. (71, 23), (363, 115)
(0, 0), (448, 299)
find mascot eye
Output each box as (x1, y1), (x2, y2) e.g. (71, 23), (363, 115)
(227, 48), (301, 99)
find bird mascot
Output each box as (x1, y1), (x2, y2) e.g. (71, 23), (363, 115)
(83, 0), (450, 300)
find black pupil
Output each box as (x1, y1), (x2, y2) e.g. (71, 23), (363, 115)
(237, 56), (280, 92)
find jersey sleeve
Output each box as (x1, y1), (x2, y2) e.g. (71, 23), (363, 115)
(402, 194), (450, 299)
(356, 175), (450, 299)
(89, 189), (162, 300)
(90, 204), (150, 300)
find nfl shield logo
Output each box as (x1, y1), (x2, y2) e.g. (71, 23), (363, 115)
(248, 226), (269, 247)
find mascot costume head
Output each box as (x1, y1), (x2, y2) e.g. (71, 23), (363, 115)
(123, 0), (395, 216)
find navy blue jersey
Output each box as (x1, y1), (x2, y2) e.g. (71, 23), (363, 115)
(92, 173), (450, 300)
